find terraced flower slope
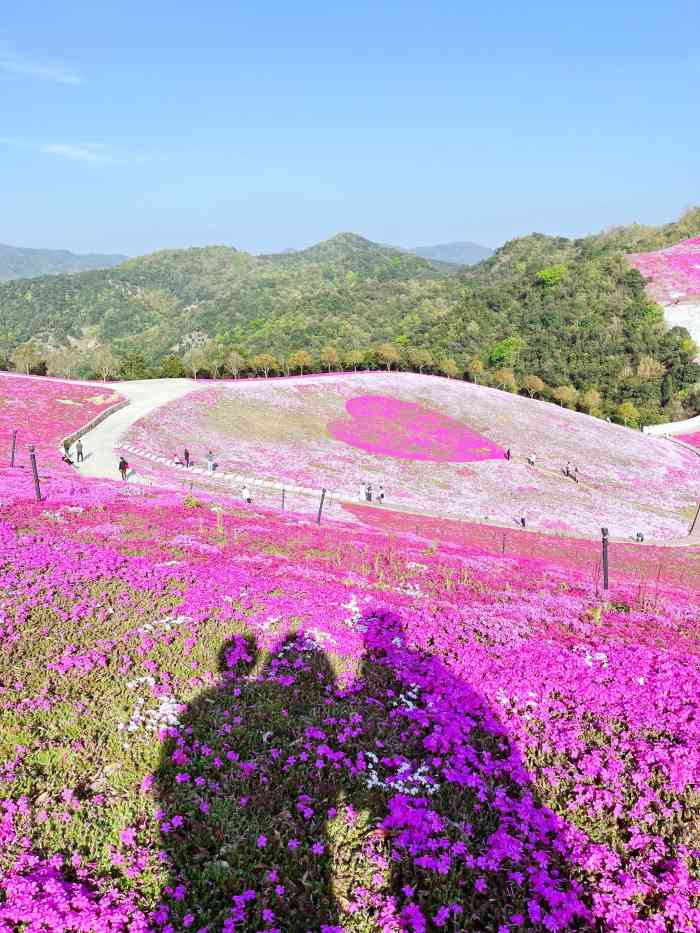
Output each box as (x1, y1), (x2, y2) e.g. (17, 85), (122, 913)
(628, 236), (700, 305)
(124, 373), (698, 540)
(2, 374), (700, 931)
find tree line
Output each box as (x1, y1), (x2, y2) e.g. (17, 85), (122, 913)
(4, 336), (699, 430)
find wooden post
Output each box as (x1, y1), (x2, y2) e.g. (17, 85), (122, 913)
(316, 487), (327, 525)
(10, 429), (17, 467)
(28, 445), (42, 502)
(281, 488), (286, 511)
(601, 527), (609, 590)
(689, 503), (700, 537)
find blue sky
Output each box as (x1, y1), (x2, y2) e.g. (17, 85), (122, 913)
(2, 0), (698, 256)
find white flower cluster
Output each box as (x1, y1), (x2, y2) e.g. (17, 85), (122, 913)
(341, 594), (364, 629)
(117, 676), (181, 749)
(391, 683), (421, 710)
(397, 582), (424, 598)
(574, 645), (609, 668)
(364, 751), (439, 797)
(138, 615), (192, 634)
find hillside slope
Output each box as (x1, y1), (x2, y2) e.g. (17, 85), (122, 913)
(0, 242), (127, 280)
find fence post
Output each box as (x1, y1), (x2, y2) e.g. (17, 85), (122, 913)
(316, 487), (327, 525)
(28, 445), (42, 502)
(281, 488), (286, 511)
(689, 503), (700, 537)
(601, 527), (609, 590)
(10, 429), (17, 467)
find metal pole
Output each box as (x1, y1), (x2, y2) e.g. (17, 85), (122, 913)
(601, 527), (609, 590)
(281, 488), (285, 511)
(10, 429), (17, 467)
(28, 445), (42, 502)
(316, 487), (327, 525)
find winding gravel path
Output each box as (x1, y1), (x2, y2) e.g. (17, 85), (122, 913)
(73, 378), (196, 482)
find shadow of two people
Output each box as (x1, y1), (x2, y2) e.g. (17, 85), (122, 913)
(154, 614), (590, 931)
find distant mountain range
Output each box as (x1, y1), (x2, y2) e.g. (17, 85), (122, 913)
(0, 243), (127, 281)
(407, 241), (493, 265)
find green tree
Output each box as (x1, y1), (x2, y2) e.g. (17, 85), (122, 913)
(407, 347), (433, 374)
(251, 353), (278, 378)
(288, 350), (312, 375)
(468, 357), (484, 383)
(376, 343), (400, 371)
(10, 340), (43, 375)
(439, 357), (460, 379)
(320, 346), (340, 373)
(536, 264), (567, 287)
(46, 346), (82, 379)
(183, 346), (208, 380)
(92, 345), (119, 382)
(552, 385), (579, 409)
(522, 374), (546, 398)
(344, 349), (366, 372)
(580, 387), (602, 415)
(617, 400), (640, 427)
(225, 350), (245, 379)
(493, 367), (517, 392)
(488, 336), (525, 368)
(159, 355), (186, 378)
(119, 352), (151, 380)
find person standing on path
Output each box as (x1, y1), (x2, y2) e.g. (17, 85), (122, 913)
(377, 484), (385, 504)
(359, 482), (367, 502)
(366, 483), (373, 502)
(242, 484), (252, 504)
(118, 456), (129, 481)
(206, 450), (214, 474)
(76, 439), (84, 463)
(184, 448), (190, 468)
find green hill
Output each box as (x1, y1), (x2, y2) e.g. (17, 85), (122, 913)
(0, 243), (127, 281)
(1, 214), (699, 421)
(0, 233), (458, 360)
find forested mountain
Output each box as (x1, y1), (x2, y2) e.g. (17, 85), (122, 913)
(1, 214), (700, 423)
(0, 243), (127, 281)
(409, 241), (493, 265)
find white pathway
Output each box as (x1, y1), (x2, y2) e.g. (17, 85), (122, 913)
(73, 379), (197, 481)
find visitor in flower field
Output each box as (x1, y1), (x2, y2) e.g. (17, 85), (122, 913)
(61, 452), (73, 466)
(242, 484), (252, 503)
(359, 482), (367, 502)
(527, 454), (536, 466)
(118, 456), (129, 480)
(366, 483), (373, 502)
(206, 450), (214, 473)
(184, 447), (190, 468)
(378, 483), (385, 503)
(63, 439), (71, 457)
(505, 447), (511, 460)
(76, 439), (84, 462)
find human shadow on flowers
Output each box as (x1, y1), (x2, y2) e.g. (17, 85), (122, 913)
(155, 617), (591, 931)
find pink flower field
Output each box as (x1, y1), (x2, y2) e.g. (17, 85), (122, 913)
(0, 372), (124, 461)
(679, 431), (700, 449)
(1, 373), (700, 932)
(628, 236), (700, 305)
(123, 373), (699, 541)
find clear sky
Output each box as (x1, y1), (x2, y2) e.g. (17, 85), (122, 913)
(2, 0), (698, 256)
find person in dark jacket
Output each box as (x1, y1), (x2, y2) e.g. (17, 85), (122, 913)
(118, 456), (129, 480)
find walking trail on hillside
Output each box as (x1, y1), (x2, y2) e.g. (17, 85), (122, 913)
(73, 378), (196, 481)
